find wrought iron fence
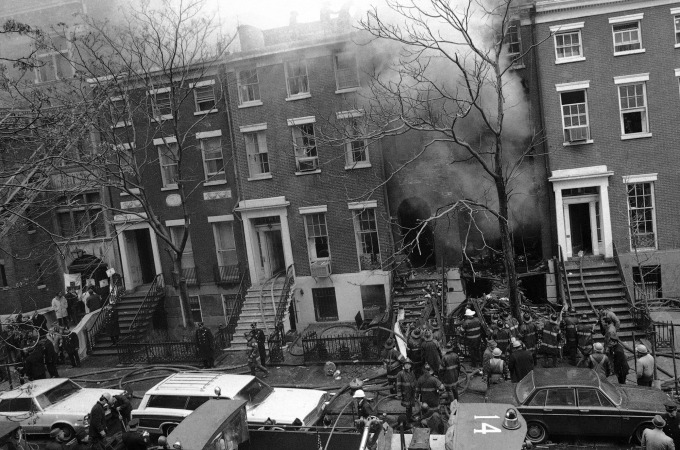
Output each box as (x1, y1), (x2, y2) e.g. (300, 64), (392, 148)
(301, 331), (384, 363)
(653, 321), (674, 351)
(172, 268), (199, 287)
(215, 264), (241, 284)
(117, 340), (202, 364)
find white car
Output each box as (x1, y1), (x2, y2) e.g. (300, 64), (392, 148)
(131, 372), (329, 436)
(0, 378), (125, 440)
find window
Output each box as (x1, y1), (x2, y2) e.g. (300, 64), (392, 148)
(546, 388), (575, 407)
(528, 389), (547, 407)
(237, 69), (260, 104)
(334, 53), (359, 90)
(560, 90), (589, 142)
(194, 85), (216, 112)
(151, 90), (172, 119)
(0, 398), (34, 413)
(109, 96), (130, 127)
(360, 285), (387, 319)
(577, 389), (601, 407)
(505, 24), (521, 59)
(188, 295), (203, 323)
(304, 213), (330, 261)
(618, 83), (648, 135)
(292, 123), (318, 172)
(169, 226), (196, 269)
(147, 395), (189, 409)
(244, 131), (269, 177)
(612, 22), (641, 53)
(56, 192), (105, 239)
(345, 118), (368, 166)
(555, 31), (582, 61)
(285, 59), (309, 97)
(35, 39), (72, 83)
(158, 142), (179, 187)
(312, 287), (338, 321)
(627, 182), (656, 249)
(185, 397), (209, 411)
(354, 208), (381, 270)
(633, 266), (662, 301)
(200, 136), (225, 182)
(212, 222), (238, 267)
(675, 15), (680, 45)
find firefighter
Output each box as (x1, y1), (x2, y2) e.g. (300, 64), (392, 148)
(461, 308), (482, 367)
(407, 327), (423, 373)
(421, 330), (441, 372)
(440, 341), (460, 404)
(416, 363), (444, 409)
(608, 336), (630, 384)
(576, 313), (595, 367)
(599, 307), (621, 330)
(382, 338), (405, 394)
(588, 342), (612, 378)
(430, 319), (443, 345)
(520, 313), (538, 365)
(484, 348), (509, 385)
(562, 308), (579, 366)
(494, 320), (512, 356)
(482, 339), (498, 376)
(541, 314), (561, 368)
(503, 311), (519, 338)
(195, 322), (215, 369)
(601, 316), (618, 350)
(250, 322), (267, 367)
(396, 359), (417, 422)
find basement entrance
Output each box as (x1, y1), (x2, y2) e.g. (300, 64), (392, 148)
(397, 197), (435, 267)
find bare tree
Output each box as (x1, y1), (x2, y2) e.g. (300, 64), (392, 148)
(355, 0), (546, 320)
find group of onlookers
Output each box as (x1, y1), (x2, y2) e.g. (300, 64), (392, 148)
(51, 286), (104, 328)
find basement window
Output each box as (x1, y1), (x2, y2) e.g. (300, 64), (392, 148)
(633, 266), (662, 301)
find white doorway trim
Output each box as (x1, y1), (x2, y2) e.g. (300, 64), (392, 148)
(549, 165), (614, 258)
(114, 219), (162, 290)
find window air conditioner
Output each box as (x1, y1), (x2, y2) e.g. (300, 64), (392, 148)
(310, 260), (331, 277)
(567, 126), (589, 142)
(297, 156), (319, 172)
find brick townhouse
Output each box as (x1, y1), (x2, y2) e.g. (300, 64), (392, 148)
(521, 0), (680, 299)
(224, 13), (394, 333)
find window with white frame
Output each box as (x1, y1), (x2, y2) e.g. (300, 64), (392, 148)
(188, 295), (203, 323)
(555, 31), (582, 61)
(199, 136), (225, 182)
(627, 182), (656, 249)
(244, 131), (269, 177)
(193, 83), (216, 112)
(212, 221), (238, 267)
(560, 90), (589, 142)
(109, 96), (130, 127)
(157, 141), (179, 187)
(675, 15), (680, 45)
(292, 123), (318, 172)
(237, 69), (260, 104)
(345, 118), (368, 166)
(505, 23), (521, 59)
(334, 53), (359, 90)
(151, 90), (172, 119)
(304, 213), (330, 262)
(56, 192), (106, 239)
(353, 208), (381, 270)
(34, 39), (72, 83)
(618, 82), (648, 135)
(612, 21), (641, 53)
(169, 225), (196, 269)
(285, 59), (309, 97)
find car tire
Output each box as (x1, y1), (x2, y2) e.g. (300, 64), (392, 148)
(54, 425), (75, 441)
(163, 424), (178, 437)
(633, 422), (654, 444)
(525, 421), (548, 444)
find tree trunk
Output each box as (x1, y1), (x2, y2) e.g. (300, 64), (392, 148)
(495, 177), (521, 322)
(173, 257), (194, 328)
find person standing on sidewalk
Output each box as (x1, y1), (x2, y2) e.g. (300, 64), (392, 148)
(250, 322), (267, 367)
(62, 327), (81, 368)
(195, 322), (214, 369)
(636, 344), (655, 387)
(608, 337), (630, 384)
(52, 292), (69, 328)
(541, 314), (561, 368)
(562, 308), (579, 366)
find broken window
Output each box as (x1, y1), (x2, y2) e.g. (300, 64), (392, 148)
(354, 208), (380, 270)
(291, 123), (318, 172)
(244, 131), (269, 178)
(304, 213), (330, 261)
(334, 53), (359, 90)
(555, 31), (582, 61)
(200, 136), (225, 182)
(612, 22), (641, 53)
(561, 90), (589, 143)
(345, 118), (368, 166)
(157, 142), (179, 187)
(627, 182), (656, 249)
(675, 15), (680, 45)
(312, 287), (338, 321)
(237, 69), (260, 104)
(151, 90), (172, 119)
(633, 266), (662, 301)
(285, 59), (309, 97)
(194, 84), (216, 112)
(109, 95), (130, 128)
(505, 23), (521, 60)
(618, 83), (648, 135)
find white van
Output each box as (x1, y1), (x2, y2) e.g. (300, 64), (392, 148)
(131, 372), (329, 436)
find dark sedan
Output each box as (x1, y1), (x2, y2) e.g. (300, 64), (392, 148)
(486, 368), (669, 444)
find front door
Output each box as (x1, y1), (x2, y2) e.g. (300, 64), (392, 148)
(255, 223), (285, 282)
(124, 228), (157, 289)
(568, 203), (592, 255)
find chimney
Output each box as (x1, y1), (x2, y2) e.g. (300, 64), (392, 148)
(237, 25), (265, 52)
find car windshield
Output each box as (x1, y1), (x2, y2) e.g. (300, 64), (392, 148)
(35, 380), (81, 409)
(515, 372), (535, 403)
(235, 379), (273, 406)
(599, 378), (622, 406)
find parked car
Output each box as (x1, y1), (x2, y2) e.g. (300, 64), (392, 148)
(486, 368), (669, 444)
(131, 372), (329, 436)
(0, 379), (125, 440)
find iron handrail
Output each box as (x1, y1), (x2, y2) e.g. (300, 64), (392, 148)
(224, 269), (251, 339)
(273, 265), (295, 327)
(557, 245), (573, 309)
(128, 273), (164, 334)
(85, 294), (112, 354)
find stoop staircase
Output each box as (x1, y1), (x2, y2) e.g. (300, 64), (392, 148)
(391, 268), (445, 329)
(226, 277), (288, 352)
(561, 256), (635, 340)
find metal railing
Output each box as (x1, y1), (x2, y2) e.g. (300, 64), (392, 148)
(273, 265), (295, 327)
(85, 295), (114, 354)
(223, 270), (251, 346)
(117, 340), (201, 364)
(214, 264), (241, 284)
(557, 245), (572, 309)
(172, 267), (199, 287)
(127, 274), (165, 337)
(301, 330), (383, 363)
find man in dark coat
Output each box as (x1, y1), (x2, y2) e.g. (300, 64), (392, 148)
(541, 314), (561, 368)
(42, 339), (59, 378)
(62, 327), (81, 368)
(19, 345), (46, 381)
(440, 341), (460, 403)
(104, 306), (120, 345)
(32, 312), (48, 338)
(89, 394), (109, 450)
(415, 364), (444, 411)
(46, 428), (66, 450)
(520, 314), (539, 364)
(663, 400), (680, 449)
(122, 419), (147, 450)
(112, 392), (133, 430)
(421, 330), (441, 372)
(250, 322), (267, 367)
(562, 308), (579, 366)
(65, 287), (79, 326)
(396, 359), (417, 422)
(195, 323), (215, 368)
(608, 337), (630, 384)
(86, 288), (103, 312)
(576, 314), (595, 366)
(461, 309), (482, 367)
(508, 340), (534, 383)
(382, 338), (405, 394)
(494, 320), (512, 355)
